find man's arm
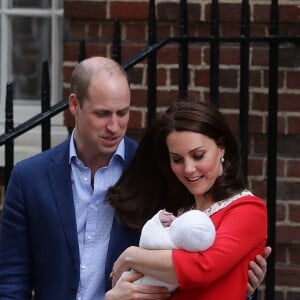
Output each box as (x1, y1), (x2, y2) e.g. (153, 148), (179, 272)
(0, 165), (33, 299)
(106, 271), (170, 300)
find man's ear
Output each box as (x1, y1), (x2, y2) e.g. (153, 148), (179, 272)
(69, 93), (80, 117)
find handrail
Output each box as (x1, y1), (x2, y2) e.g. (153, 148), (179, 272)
(0, 34), (299, 147)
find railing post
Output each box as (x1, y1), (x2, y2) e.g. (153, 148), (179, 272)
(112, 18), (121, 64)
(5, 83), (14, 190)
(178, 0), (188, 100)
(265, 1), (279, 299)
(210, 0), (220, 105)
(78, 39), (86, 62)
(239, 0), (250, 177)
(41, 60), (51, 151)
(147, 0), (157, 127)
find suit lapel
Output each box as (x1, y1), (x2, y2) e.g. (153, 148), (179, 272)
(47, 140), (80, 269)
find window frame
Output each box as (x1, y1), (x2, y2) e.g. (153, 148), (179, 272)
(0, 0), (64, 124)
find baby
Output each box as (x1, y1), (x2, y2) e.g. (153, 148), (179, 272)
(125, 209), (216, 292)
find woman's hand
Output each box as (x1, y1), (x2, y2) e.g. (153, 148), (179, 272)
(106, 271), (170, 300)
(247, 246), (272, 295)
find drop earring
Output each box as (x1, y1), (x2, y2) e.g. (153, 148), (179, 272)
(221, 157), (224, 163)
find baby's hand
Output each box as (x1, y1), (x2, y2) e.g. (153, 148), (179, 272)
(159, 210), (176, 227)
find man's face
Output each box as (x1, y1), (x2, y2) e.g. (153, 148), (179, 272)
(70, 73), (131, 162)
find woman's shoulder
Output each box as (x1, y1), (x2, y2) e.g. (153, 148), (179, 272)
(206, 190), (266, 216)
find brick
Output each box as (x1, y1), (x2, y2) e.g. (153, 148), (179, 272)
(156, 68), (167, 86)
(249, 115), (263, 134)
(130, 89), (147, 107)
(63, 66), (74, 85)
(64, 1), (106, 20)
(251, 92), (268, 111)
(249, 70), (262, 88)
(277, 116), (286, 135)
(194, 69), (210, 87)
(125, 23), (146, 42)
(188, 22), (210, 37)
(64, 42), (82, 61)
(219, 69), (238, 88)
(251, 133), (267, 154)
(279, 47), (300, 68)
(157, 3), (179, 22)
(277, 225), (300, 243)
(205, 3), (241, 22)
(128, 110), (142, 129)
(276, 202), (286, 222)
(286, 291), (300, 300)
(219, 46), (240, 65)
(110, 2), (148, 20)
(157, 90), (179, 106)
(286, 71), (300, 89)
(127, 67), (144, 85)
(66, 22), (87, 40)
(100, 22), (115, 42)
(275, 244), (287, 263)
(289, 245), (300, 265)
(279, 5), (300, 23)
(222, 113), (239, 132)
(121, 44), (145, 62)
(248, 157), (264, 176)
(278, 135), (300, 158)
(85, 43), (108, 58)
(188, 45), (202, 65)
(222, 23), (241, 37)
(157, 45), (179, 64)
(262, 70), (285, 89)
(277, 182), (300, 200)
(252, 47), (269, 67)
(276, 159), (285, 177)
(287, 160), (300, 178)
(156, 24), (172, 39)
(253, 4), (270, 23)
(218, 92), (239, 109)
(288, 116), (300, 134)
(158, 3), (201, 23)
(278, 94), (300, 112)
(289, 204), (300, 223)
(276, 266), (300, 286)
(170, 68), (179, 86)
(87, 23), (100, 39)
(250, 179), (267, 199)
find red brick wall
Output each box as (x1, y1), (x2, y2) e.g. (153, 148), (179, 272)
(63, 1), (300, 298)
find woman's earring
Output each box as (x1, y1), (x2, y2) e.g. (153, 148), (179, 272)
(221, 157), (224, 163)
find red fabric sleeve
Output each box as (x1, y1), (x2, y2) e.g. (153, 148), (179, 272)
(172, 195), (267, 290)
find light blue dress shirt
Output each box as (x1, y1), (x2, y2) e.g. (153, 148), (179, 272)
(69, 134), (125, 300)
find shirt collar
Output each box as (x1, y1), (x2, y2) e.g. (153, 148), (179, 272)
(69, 130), (125, 165)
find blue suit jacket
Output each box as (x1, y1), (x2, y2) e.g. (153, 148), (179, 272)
(0, 137), (140, 299)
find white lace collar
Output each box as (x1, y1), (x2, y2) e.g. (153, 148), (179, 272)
(204, 189), (253, 216)
(178, 189), (253, 217)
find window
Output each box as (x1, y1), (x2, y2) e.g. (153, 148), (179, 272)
(0, 0), (63, 121)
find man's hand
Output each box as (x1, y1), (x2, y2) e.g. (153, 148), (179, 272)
(247, 246), (272, 295)
(106, 271), (170, 300)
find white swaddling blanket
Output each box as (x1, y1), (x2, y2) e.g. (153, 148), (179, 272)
(125, 209), (216, 292)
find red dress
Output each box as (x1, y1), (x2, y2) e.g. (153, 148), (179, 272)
(171, 193), (267, 300)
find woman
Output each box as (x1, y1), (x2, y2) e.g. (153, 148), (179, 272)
(106, 101), (268, 299)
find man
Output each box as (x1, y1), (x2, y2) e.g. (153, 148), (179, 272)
(0, 57), (269, 300)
